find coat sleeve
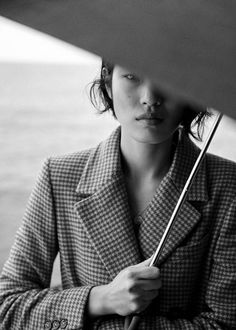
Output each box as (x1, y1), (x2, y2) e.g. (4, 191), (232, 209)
(0, 159), (93, 330)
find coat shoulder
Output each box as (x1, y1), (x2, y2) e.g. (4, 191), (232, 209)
(45, 147), (96, 187)
(38, 127), (121, 192)
(206, 152), (236, 197)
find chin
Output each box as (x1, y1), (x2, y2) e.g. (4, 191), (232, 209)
(132, 130), (173, 145)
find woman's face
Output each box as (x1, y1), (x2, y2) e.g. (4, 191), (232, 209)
(109, 65), (187, 144)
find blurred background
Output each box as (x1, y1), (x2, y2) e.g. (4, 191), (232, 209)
(0, 16), (118, 285)
(1, 16), (236, 286)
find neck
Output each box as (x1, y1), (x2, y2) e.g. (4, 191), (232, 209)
(120, 131), (174, 181)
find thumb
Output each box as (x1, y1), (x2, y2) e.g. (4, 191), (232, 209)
(138, 255), (154, 267)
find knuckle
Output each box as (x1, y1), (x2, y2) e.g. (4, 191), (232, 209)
(155, 267), (161, 276)
(130, 300), (140, 313)
(129, 295), (146, 314)
(151, 267), (160, 277)
(126, 267), (136, 280)
(126, 278), (137, 293)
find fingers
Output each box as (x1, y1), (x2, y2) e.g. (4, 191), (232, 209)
(141, 289), (160, 301)
(129, 261), (160, 280)
(124, 267), (161, 295)
(136, 266), (160, 279)
(125, 289), (159, 313)
(106, 257), (162, 316)
(136, 278), (162, 291)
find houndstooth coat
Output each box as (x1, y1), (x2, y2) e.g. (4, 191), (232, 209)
(1, 126), (236, 330)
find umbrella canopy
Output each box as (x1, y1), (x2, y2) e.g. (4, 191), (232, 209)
(0, 0), (236, 118)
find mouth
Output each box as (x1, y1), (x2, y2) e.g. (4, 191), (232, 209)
(136, 113), (164, 121)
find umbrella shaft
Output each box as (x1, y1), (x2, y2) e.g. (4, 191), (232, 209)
(150, 111), (223, 267)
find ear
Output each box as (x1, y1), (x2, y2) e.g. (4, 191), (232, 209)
(102, 67), (112, 99)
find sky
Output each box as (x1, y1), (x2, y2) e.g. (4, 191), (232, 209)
(0, 16), (100, 64)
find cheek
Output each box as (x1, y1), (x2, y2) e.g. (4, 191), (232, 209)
(112, 91), (128, 114)
(112, 88), (137, 114)
(165, 101), (185, 126)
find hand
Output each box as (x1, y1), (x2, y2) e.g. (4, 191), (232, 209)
(88, 257), (161, 318)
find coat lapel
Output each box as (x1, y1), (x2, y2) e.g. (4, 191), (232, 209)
(74, 127), (141, 280)
(138, 132), (209, 265)
(74, 127), (209, 276)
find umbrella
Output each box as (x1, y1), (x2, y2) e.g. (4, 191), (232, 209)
(0, 0), (236, 119)
(0, 1), (235, 329)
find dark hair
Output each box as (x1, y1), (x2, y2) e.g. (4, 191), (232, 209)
(89, 59), (114, 115)
(89, 59), (211, 141)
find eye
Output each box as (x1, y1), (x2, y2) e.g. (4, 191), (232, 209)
(124, 73), (140, 82)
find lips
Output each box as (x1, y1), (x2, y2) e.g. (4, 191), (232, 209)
(136, 113), (164, 121)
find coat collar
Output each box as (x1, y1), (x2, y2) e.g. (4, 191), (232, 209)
(167, 129), (208, 202)
(75, 127), (209, 277)
(75, 127), (141, 280)
(76, 127), (122, 196)
(76, 126), (208, 202)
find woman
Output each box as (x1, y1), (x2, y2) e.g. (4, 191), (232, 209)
(0, 60), (236, 330)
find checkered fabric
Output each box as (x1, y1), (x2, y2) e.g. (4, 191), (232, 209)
(1, 126), (236, 330)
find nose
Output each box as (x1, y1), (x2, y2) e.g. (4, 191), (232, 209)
(140, 80), (163, 109)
